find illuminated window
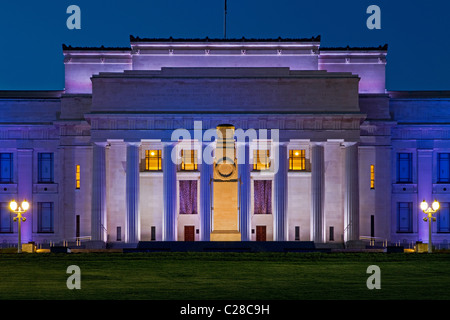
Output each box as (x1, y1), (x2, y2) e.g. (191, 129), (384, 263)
(181, 149), (198, 171)
(76, 165), (80, 189)
(370, 165), (375, 189)
(145, 150), (162, 171)
(253, 149), (270, 171)
(289, 150), (306, 171)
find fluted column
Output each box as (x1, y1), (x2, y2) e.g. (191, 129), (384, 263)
(238, 142), (251, 241)
(91, 141), (108, 242)
(125, 141), (141, 243)
(343, 142), (360, 242)
(163, 143), (177, 241)
(200, 142), (212, 241)
(311, 142), (325, 243)
(273, 143), (288, 241)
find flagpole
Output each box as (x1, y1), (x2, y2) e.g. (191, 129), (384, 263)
(224, 0), (227, 39)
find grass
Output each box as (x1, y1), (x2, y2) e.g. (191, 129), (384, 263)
(0, 251), (449, 300)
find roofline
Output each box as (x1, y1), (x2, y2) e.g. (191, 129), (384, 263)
(1, 90), (450, 100)
(62, 36), (390, 53)
(129, 35), (322, 43)
(0, 90), (64, 99)
(388, 90), (450, 99)
(320, 44), (388, 52)
(62, 44), (131, 52)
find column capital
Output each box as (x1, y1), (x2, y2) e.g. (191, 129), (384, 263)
(272, 142), (289, 148)
(340, 141), (358, 148)
(310, 141), (326, 147)
(161, 141), (178, 147)
(92, 141), (109, 148)
(124, 140), (142, 147)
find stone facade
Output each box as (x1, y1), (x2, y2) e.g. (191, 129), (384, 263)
(0, 36), (449, 249)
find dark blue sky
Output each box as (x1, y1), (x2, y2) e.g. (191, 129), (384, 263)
(0, 0), (449, 91)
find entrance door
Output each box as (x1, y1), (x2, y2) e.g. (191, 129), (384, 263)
(184, 226), (195, 241)
(256, 226), (266, 241)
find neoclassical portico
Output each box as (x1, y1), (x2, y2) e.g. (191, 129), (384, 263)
(84, 62), (364, 245)
(88, 133), (361, 245)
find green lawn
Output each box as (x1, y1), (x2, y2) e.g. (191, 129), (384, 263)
(0, 252), (449, 300)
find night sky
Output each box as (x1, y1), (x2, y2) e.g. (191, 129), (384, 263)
(0, 0), (449, 91)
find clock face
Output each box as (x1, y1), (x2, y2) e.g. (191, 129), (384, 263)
(215, 157), (236, 178)
(218, 163), (234, 177)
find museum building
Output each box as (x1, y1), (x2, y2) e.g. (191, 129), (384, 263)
(0, 35), (449, 249)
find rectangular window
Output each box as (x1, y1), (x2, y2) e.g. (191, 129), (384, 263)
(116, 226), (122, 241)
(289, 150), (306, 171)
(253, 149), (270, 171)
(38, 202), (54, 233)
(179, 180), (198, 214)
(370, 165), (375, 189)
(254, 180), (272, 214)
(295, 226), (300, 241)
(397, 153), (412, 183)
(145, 150), (162, 171)
(0, 202), (13, 233)
(397, 202), (412, 233)
(329, 226), (334, 241)
(180, 149), (198, 171)
(371, 215), (375, 238)
(151, 226), (156, 241)
(38, 153), (54, 183)
(438, 202), (450, 233)
(438, 153), (450, 183)
(0, 153), (13, 183)
(76, 165), (80, 189)
(76, 215), (80, 238)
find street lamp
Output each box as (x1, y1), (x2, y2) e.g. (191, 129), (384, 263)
(9, 200), (29, 253)
(420, 199), (439, 253)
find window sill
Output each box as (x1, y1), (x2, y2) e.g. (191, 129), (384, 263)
(33, 183), (58, 193)
(0, 183), (17, 193)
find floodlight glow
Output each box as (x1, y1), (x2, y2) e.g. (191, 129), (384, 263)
(432, 200), (440, 211)
(21, 200), (29, 211)
(10, 200), (18, 211)
(420, 200), (428, 211)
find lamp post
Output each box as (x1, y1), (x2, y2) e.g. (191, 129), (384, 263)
(9, 200), (29, 253)
(420, 199), (439, 253)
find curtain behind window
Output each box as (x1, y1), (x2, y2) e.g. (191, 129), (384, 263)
(179, 180), (198, 214)
(254, 180), (272, 214)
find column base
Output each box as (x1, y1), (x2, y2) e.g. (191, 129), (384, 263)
(210, 230), (241, 241)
